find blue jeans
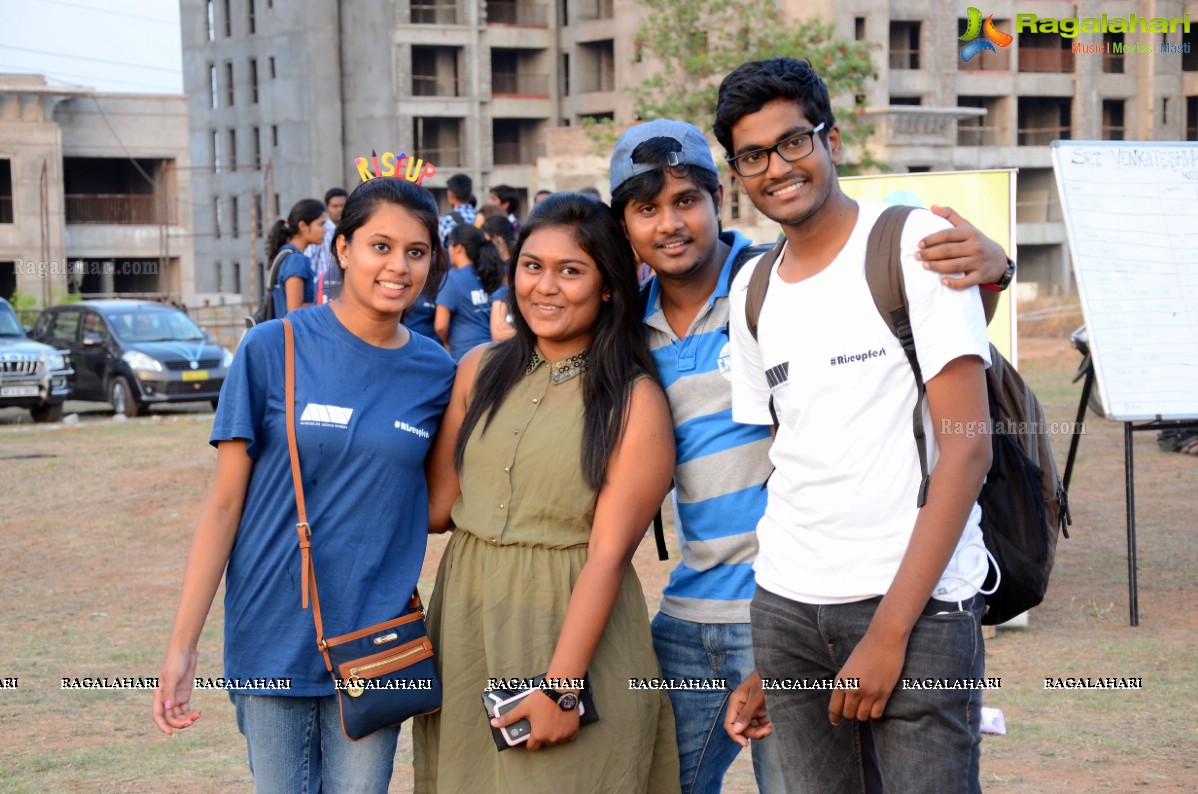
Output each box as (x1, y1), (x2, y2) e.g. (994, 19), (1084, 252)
(231, 694), (399, 794)
(750, 587), (984, 794)
(651, 612), (786, 794)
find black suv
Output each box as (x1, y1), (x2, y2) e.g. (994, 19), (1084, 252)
(32, 300), (232, 417)
(0, 297), (74, 422)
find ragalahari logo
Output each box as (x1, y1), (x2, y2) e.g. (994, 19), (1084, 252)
(960, 7), (1013, 62)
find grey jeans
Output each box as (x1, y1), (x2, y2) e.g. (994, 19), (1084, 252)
(750, 587), (984, 794)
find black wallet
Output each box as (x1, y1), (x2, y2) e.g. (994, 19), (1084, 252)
(481, 673), (600, 751)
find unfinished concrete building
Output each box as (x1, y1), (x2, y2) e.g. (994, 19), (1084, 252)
(181, 0), (1197, 300)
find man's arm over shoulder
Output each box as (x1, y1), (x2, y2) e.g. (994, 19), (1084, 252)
(899, 211), (992, 381)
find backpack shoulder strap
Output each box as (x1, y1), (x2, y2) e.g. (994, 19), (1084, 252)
(742, 238), (786, 431)
(744, 239), (785, 342)
(267, 246), (293, 291)
(863, 204), (930, 507)
(863, 206), (916, 341)
(730, 242), (775, 284)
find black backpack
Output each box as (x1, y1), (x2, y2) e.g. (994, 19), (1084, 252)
(246, 247), (295, 329)
(743, 206), (1070, 624)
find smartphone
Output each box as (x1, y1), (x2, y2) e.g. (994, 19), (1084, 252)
(489, 688), (586, 747)
(493, 689), (536, 746)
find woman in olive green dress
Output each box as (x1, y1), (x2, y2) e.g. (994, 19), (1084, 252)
(413, 193), (680, 793)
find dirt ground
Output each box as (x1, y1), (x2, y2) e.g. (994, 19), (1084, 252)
(0, 332), (1195, 793)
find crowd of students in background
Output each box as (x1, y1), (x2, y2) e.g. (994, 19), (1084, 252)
(421, 173), (572, 358)
(263, 172), (560, 361)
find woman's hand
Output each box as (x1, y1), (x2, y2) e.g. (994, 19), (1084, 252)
(151, 440), (251, 737)
(490, 690), (581, 751)
(490, 299), (516, 341)
(153, 647), (201, 735)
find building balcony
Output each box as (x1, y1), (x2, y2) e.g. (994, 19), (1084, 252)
(573, 0), (613, 20)
(65, 194), (163, 225)
(422, 146), (463, 168)
(958, 51), (1011, 72)
(493, 141), (546, 165)
(862, 106), (986, 148)
(486, 2), (547, 26)
(957, 125), (1005, 147)
(411, 2), (460, 24)
(492, 72), (549, 97)
(413, 75), (462, 97)
(1018, 47), (1074, 73)
(1017, 125), (1071, 146)
(888, 48), (920, 70)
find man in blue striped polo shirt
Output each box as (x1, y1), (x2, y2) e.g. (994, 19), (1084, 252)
(609, 119), (1010, 794)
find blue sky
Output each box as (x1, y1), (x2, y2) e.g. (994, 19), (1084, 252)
(0, 0), (183, 94)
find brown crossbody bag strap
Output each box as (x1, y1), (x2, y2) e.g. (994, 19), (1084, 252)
(283, 318), (334, 670)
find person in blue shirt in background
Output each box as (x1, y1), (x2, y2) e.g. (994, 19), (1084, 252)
(403, 270), (445, 341)
(153, 177), (454, 794)
(267, 198), (327, 318)
(435, 223), (505, 361)
(482, 214), (518, 342)
(608, 119), (1011, 794)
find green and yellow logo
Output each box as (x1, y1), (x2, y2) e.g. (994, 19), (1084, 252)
(960, 8), (1013, 62)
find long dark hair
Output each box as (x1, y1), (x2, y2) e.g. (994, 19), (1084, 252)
(454, 192), (658, 491)
(266, 198), (324, 263)
(482, 214), (516, 257)
(449, 223), (505, 295)
(335, 177), (445, 294)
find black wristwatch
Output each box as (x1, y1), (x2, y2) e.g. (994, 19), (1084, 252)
(984, 259), (1016, 293)
(543, 688), (580, 712)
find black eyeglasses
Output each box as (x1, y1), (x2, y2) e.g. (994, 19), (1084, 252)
(726, 123), (826, 177)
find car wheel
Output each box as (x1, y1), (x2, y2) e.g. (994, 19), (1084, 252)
(110, 376), (144, 418)
(31, 402), (64, 423)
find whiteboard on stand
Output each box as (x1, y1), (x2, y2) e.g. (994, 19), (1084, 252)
(1051, 141), (1198, 421)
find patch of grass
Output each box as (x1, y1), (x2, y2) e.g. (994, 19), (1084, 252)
(3, 338), (1195, 793)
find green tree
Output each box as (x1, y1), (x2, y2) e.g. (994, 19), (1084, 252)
(632, 0), (878, 168)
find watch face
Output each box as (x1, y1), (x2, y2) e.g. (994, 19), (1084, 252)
(557, 692), (580, 711)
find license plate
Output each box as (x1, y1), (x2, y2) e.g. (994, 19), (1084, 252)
(1, 386), (40, 397)
(181, 370), (209, 382)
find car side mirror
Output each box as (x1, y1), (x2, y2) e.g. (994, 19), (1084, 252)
(82, 332), (104, 347)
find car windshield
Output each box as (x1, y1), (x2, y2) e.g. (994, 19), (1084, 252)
(108, 309), (205, 343)
(0, 304), (25, 338)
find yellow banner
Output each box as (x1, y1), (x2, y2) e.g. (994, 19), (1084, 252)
(841, 170), (1016, 362)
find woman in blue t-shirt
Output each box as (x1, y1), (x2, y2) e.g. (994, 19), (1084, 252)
(266, 198), (327, 318)
(153, 178), (455, 793)
(403, 269), (446, 340)
(434, 223), (506, 361)
(483, 215), (517, 342)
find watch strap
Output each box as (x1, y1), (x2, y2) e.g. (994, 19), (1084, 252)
(543, 687), (579, 708)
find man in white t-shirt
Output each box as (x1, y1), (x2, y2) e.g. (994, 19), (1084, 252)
(716, 58), (993, 793)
